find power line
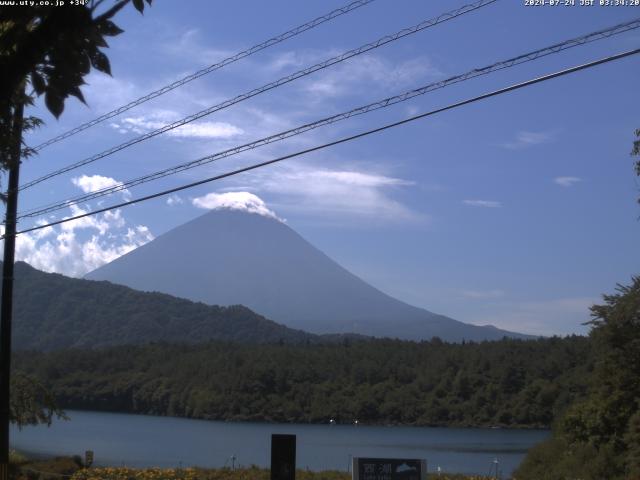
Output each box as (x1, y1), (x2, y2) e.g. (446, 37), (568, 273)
(19, 0), (498, 192)
(17, 18), (640, 220)
(9, 47), (639, 239)
(18, 16), (640, 217)
(31, 0), (376, 152)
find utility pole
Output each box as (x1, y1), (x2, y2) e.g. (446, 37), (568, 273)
(0, 93), (24, 480)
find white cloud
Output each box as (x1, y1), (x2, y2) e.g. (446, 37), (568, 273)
(171, 122), (243, 139)
(166, 194), (184, 206)
(554, 176), (582, 187)
(71, 174), (131, 201)
(163, 28), (236, 66)
(463, 200), (501, 208)
(192, 191), (284, 222)
(3, 175), (154, 277)
(265, 51), (309, 72)
(405, 105), (420, 117)
(501, 130), (555, 150)
(237, 166), (422, 224)
(461, 289), (505, 299)
(103, 209), (126, 228)
(82, 73), (142, 115)
(311, 170), (413, 188)
(31, 218), (55, 240)
(115, 113), (243, 139)
(304, 54), (439, 99)
(3, 208), (154, 278)
(61, 204), (110, 235)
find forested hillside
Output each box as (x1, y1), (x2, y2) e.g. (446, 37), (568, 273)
(14, 336), (592, 428)
(8, 261), (318, 349)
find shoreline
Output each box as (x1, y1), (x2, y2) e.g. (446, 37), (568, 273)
(50, 406), (552, 431)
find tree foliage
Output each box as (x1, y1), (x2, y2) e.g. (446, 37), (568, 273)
(14, 336), (592, 429)
(0, 0), (151, 171)
(0, 0), (151, 430)
(0, 0), (151, 116)
(516, 277), (640, 480)
(10, 371), (66, 428)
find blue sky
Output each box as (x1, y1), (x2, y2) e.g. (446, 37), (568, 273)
(5, 0), (640, 335)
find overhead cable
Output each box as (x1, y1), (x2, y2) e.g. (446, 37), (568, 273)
(17, 18), (640, 219)
(31, 0), (377, 151)
(9, 47), (639, 239)
(19, 0), (498, 191)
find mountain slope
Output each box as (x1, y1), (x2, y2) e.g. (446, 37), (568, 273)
(86, 209), (530, 342)
(6, 261), (316, 350)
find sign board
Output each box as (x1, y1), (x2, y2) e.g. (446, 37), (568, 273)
(352, 458), (426, 480)
(271, 434), (296, 480)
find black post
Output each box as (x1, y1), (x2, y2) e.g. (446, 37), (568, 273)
(0, 97), (24, 480)
(271, 434), (296, 480)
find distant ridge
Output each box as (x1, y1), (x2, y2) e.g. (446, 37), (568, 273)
(86, 209), (532, 342)
(6, 261), (322, 351)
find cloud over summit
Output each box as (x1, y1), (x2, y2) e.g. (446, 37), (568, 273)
(192, 191), (284, 222)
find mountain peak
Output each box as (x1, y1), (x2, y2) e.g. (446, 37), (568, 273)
(86, 208), (531, 342)
(192, 191), (284, 223)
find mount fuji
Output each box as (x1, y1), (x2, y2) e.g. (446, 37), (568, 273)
(86, 207), (530, 342)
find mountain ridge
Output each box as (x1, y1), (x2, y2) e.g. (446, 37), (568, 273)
(86, 208), (532, 342)
(5, 261), (326, 350)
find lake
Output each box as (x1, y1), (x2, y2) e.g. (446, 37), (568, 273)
(11, 410), (549, 477)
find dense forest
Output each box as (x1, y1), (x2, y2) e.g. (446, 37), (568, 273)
(14, 335), (591, 429)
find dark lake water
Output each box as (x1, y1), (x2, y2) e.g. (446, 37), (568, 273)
(11, 410), (549, 477)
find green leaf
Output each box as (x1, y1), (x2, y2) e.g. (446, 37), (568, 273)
(90, 50), (111, 75)
(98, 19), (124, 37)
(92, 32), (109, 48)
(78, 53), (91, 76)
(22, 116), (44, 132)
(69, 85), (86, 105)
(30, 71), (46, 95)
(44, 90), (64, 118)
(132, 0), (145, 13)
